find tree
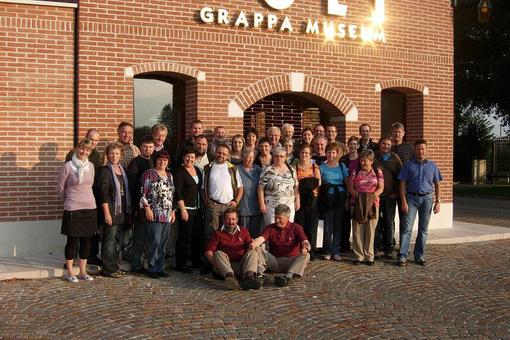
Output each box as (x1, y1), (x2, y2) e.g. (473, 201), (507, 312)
(158, 103), (176, 138)
(454, 0), (510, 128)
(454, 109), (495, 181)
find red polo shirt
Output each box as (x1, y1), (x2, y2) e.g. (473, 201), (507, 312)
(261, 222), (308, 257)
(205, 226), (252, 262)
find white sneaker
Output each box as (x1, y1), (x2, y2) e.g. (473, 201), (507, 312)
(78, 274), (94, 281)
(65, 273), (78, 283)
(333, 255), (342, 261)
(322, 254), (331, 260)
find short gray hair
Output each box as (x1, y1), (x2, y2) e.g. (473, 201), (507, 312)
(274, 204), (291, 217)
(391, 122), (405, 131)
(272, 146), (286, 157)
(267, 126), (281, 135)
(241, 148), (255, 160)
(282, 123), (294, 132)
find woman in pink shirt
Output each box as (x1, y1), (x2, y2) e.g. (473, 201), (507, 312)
(348, 149), (384, 266)
(57, 139), (97, 283)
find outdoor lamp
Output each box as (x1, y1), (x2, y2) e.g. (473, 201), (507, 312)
(477, 0), (492, 23)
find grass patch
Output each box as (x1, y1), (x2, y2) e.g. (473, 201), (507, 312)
(454, 184), (510, 198)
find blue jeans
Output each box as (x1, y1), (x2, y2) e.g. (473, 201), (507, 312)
(322, 193), (345, 256)
(146, 222), (170, 273)
(399, 194), (433, 261)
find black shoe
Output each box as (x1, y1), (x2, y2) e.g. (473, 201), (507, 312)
(175, 266), (192, 274)
(200, 262), (212, 275)
(353, 260), (361, 266)
(240, 276), (263, 290)
(131, 267), (148, 275)
(366, 261), (375, 266)
(101, 271), (122, 278)
(274, 275), (289, 287)
(415, 259), (426, 266)
(211, 271), (224, 280)
(262, 274), (274, 285)
(384, 252), (396, 261)
(159, 271), (170, 277)
(149, 272), (160, 279)
(191, 261), (202, 269)
(87, 257), (102, 265)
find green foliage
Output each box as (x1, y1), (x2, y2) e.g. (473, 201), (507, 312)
(158, 103), (176, 137)
(454, 0), (510, 128)
(454, 110), (495, 181)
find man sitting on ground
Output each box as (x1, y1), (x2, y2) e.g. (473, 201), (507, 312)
(205, 208), (263, 290)
(250, 204), (311, 287)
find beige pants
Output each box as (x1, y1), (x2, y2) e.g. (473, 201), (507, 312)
(352, 208), (379, 262)
(214, 249), (263, 278)
(261, 248), (310, 277)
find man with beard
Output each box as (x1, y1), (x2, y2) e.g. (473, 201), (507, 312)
(193, 134), (215, 173)
(210, 126), (228, 154)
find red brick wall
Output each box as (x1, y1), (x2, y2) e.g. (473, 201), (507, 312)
(1, 0), (454, 222)
(0, 3), (75, 221)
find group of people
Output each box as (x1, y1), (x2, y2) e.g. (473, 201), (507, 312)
(57, 119), (442, 289)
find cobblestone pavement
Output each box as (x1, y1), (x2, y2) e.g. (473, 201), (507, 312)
(1, 240), (509, 339)
(454, 196), (510, 227)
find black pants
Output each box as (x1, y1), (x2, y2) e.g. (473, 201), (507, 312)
(175, 209), (203, 268)
(295, 197), (318, 250)
(340, 206), (351, 253)
(65, 236), (91, 260)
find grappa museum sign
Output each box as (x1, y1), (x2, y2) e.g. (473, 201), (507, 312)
(198, 0), (386, 43)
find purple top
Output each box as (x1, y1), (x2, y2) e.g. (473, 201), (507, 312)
(58, 162), (96, 211)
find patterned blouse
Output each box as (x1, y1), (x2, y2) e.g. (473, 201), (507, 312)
(259, 164), (297, 203)
(140, 169), (175, 222)
(351, 168), (384, 207)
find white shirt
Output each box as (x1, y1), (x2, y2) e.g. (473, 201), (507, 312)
(206, 162), (243, 204)
(194, 154), (210, 172)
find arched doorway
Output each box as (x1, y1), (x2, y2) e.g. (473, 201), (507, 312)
(133, 74), (186, 153)
(243, 92), (345, 141)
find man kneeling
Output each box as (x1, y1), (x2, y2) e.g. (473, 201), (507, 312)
(250, 204), (311, 287)
(205, 208), (264, 290)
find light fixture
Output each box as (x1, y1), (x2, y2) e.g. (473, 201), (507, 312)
(477, 0), (493, 23)
(369, 0), (385, 25)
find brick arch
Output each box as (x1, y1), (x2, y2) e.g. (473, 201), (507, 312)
(124, 61), (205, 81)
(377, 79), (428, 95)
(228, 73), (357, 120)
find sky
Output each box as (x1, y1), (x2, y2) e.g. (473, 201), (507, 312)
(133, 79), (173, 128)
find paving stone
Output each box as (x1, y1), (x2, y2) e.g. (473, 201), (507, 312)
(0, 240), (509, 338)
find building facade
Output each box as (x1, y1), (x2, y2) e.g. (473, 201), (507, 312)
(0, 0), (454, 256)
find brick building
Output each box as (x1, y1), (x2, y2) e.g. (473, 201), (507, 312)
(0, 0), (453, 256)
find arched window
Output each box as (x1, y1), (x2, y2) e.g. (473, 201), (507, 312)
(133, 75), (185, 153)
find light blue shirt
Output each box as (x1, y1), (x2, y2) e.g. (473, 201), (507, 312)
(398, 159), (443, 194)
(237, 164), (262, 216)
(320, 162), (349, 193)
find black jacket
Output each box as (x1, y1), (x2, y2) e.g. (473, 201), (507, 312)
(173, 165), (203, 208)
(95, 166), (129, 225)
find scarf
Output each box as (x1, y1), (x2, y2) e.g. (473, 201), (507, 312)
(108, 163), (131, 215)
(70, 153), (89, 184)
